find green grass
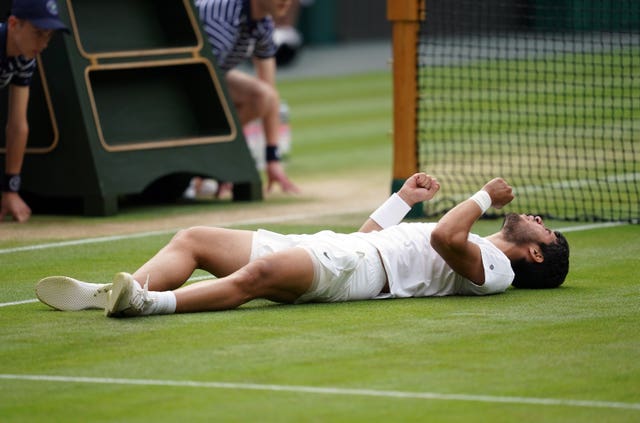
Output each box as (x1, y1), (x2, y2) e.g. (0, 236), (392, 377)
(1, 223), (639, 422)
(1, 68), (639, 421)
(280, 72), (393, 176)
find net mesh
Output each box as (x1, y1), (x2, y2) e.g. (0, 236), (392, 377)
(417, 0), (639, 222)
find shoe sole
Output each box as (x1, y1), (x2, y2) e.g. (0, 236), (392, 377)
(105, 272), (135, 317)
(35, 276), (109, 311)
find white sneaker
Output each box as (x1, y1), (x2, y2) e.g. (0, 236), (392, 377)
(35, 276), (112, 311)
(105, 272), (154, 317)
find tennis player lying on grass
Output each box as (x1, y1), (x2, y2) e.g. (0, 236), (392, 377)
(36, 172), (570, 318)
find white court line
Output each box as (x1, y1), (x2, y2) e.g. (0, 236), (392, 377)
(0, 299), (38, 308)
(0, 207), (369, 256)
(0, 219), (630, 309)
(0, 230), (173, 255)
(1, 374), (638, 411)
(0, 275), (213, 308)
(0, 212), (629, 256)
(1, 173), (636, 256)
(554, 221), (629, 233)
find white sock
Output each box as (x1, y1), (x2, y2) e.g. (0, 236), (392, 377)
(147, 291), (177, 315)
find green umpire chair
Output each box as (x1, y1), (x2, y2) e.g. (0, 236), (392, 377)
(0, 0), (262, 216)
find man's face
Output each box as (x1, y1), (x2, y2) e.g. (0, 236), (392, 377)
(501, 213), (558, 246)
(10, 18), (54, 59)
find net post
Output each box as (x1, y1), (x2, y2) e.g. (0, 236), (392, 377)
(387, 0), (425, 218)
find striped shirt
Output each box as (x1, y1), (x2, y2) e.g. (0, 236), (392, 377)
(195, 0), (277, 72)
(0, 23), (36, 89)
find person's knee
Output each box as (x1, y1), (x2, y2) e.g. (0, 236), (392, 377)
(169, 226), (212, 251)
(229, 75), (280, 121)
(171, 226), (197, 243)
(235, 257), (278, 297)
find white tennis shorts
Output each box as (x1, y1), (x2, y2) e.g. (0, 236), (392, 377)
(250, 229), (387, 303)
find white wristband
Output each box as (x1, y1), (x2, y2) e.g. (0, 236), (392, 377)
(370, 193), (411, 229)
(470, 190), (492, 214)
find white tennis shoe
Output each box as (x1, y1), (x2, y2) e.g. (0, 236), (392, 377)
(105, 272), (154, 317)
(35, 276), (112, 311)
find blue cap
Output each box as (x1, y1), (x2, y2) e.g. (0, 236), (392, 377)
(11, 0), (70, 33)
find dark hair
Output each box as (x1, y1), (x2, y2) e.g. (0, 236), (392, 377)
(511, 231), (570, 289)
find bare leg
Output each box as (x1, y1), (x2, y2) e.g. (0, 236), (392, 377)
(132, 226), (254, 292)
(226, 69), (279, 125)
(226, 69), (299, 194)
(174, 247), (314, 312)
(273, 0), (301, 27)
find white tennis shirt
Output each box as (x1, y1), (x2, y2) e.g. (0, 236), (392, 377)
(353, 222), (514, 297)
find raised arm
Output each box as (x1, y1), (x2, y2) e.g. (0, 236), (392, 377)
(430, 178), (514, 284)
(359, 173), (440, 233)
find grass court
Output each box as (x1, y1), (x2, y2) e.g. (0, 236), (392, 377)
(1, 69), (639, 421)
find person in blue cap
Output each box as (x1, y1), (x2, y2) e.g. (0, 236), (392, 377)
(0, 0), (68, 223)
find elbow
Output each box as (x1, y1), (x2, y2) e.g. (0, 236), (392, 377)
(430, 225), (450, 254)
(430, 224), (464, 255)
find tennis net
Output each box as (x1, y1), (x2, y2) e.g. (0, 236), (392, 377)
(416, 0), (639, 222)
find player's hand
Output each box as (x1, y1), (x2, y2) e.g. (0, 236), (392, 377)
(398, 172), (440, 206)
(266, 161), (300, 194)
(0, 192), (32, 223)
(482, 178), (514, 209)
